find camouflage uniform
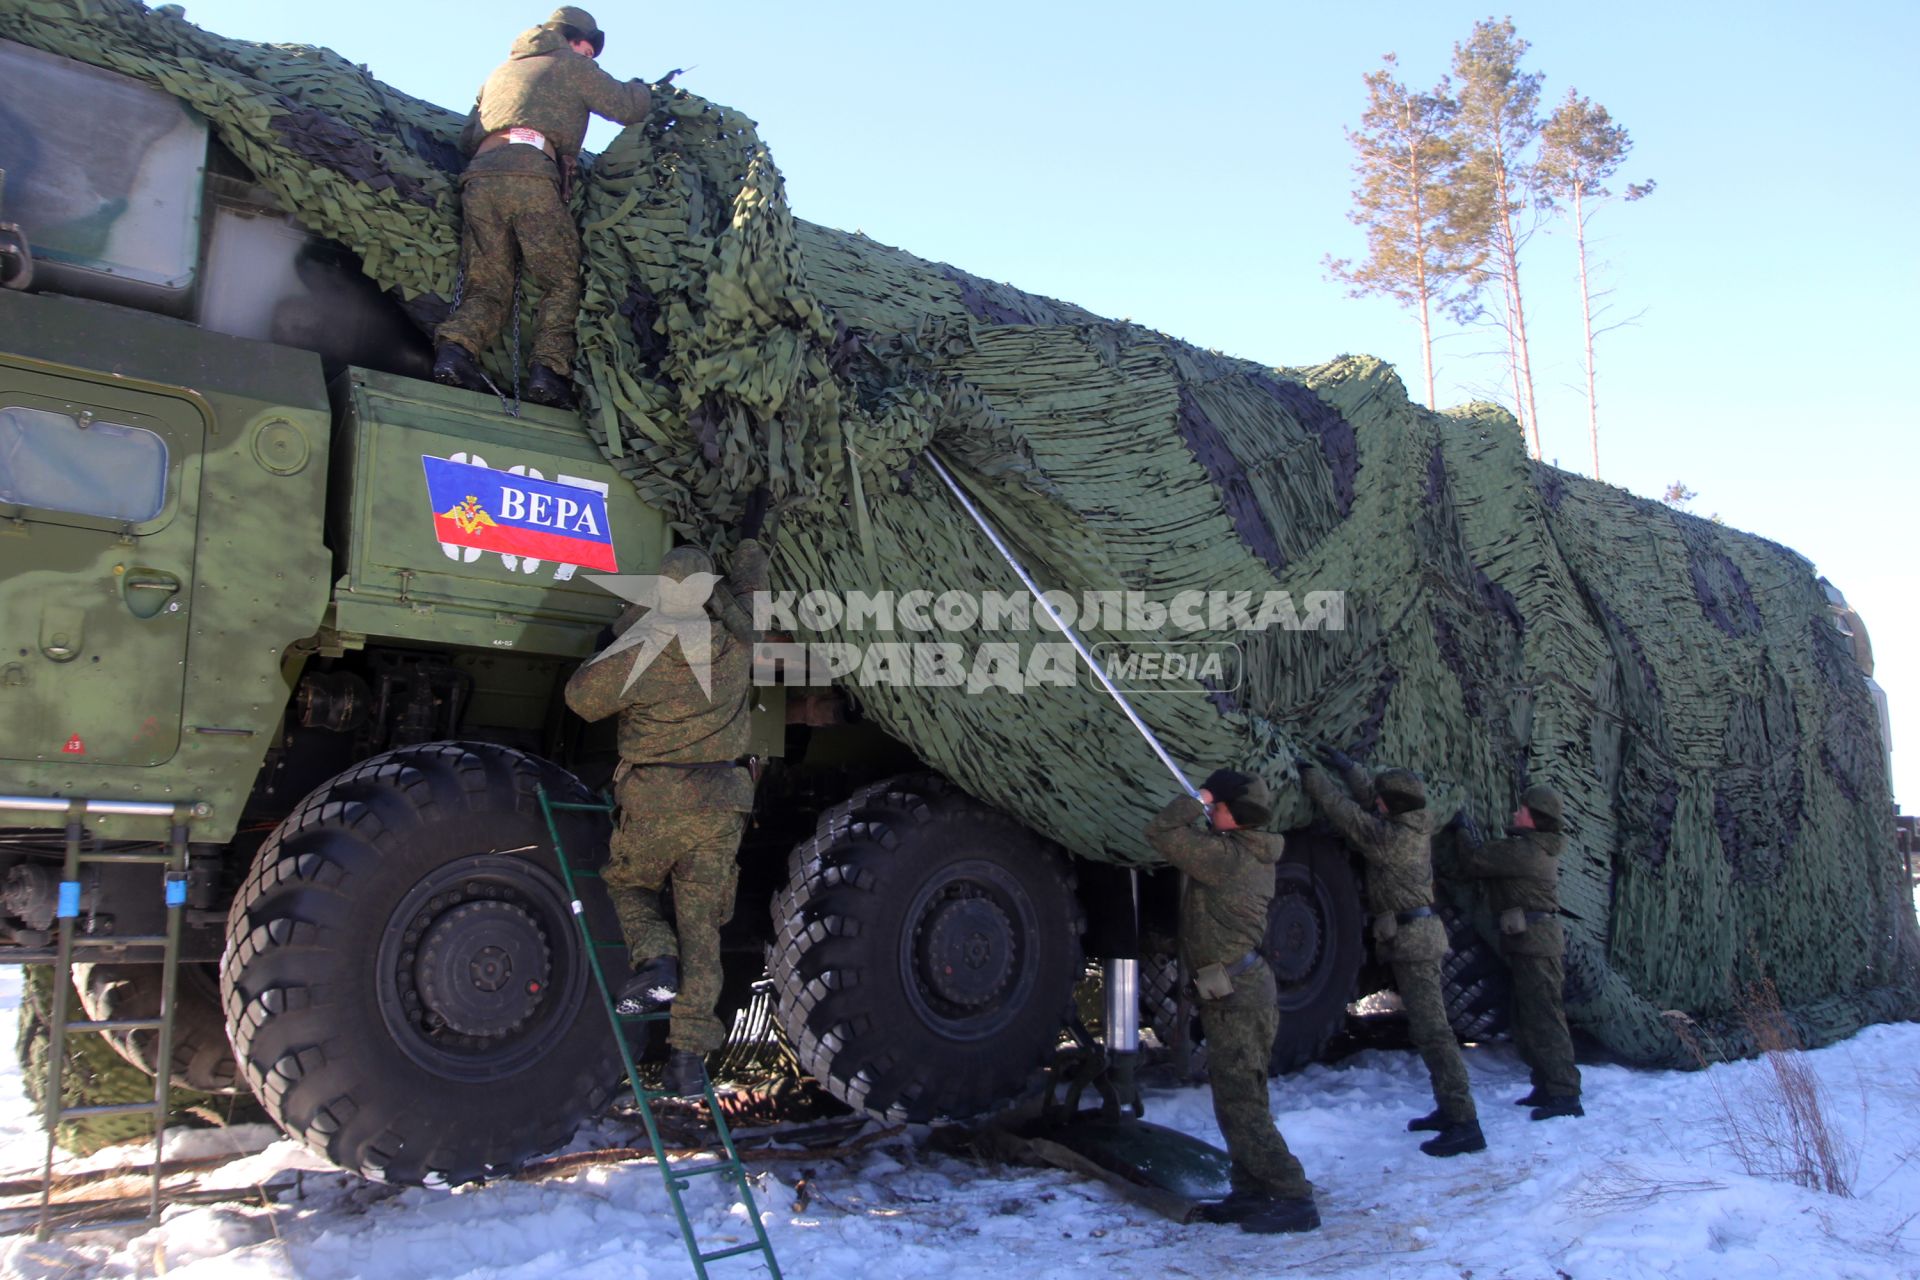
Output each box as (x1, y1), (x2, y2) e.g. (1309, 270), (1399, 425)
(1302, 763), (1479, 1125)
(435, 14), (650, 377)
(1455, 787), (1581, 1100)
(1145, 791), (1313, 1203)
(563, 540), (768, 1055)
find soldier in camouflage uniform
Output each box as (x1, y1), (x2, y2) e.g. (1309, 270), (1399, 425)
(1453, 784), (1584, 1120)
(432, 8), (652, 409)
(1146, 770), (1319, 1234)
(564, 534), (768, 1096)
(1300, 752), (1487, 1157)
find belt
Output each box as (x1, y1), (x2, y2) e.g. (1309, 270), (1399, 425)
(1223, 950), (1263, 977)
(475, 126), (557, 161)
(625, 756), (756, 773)
(1394, 906), (1436, 925)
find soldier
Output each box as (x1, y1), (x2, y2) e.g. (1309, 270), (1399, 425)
(1451, 785), (1584, 1120)
(563, 521), (769, 1097)
(1298, 750), (1487, 1157)
(1146, 770), (1320, 1235)
(432, 8), (653, 409)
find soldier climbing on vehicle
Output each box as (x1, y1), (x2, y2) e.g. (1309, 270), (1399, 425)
(1299, 749), (1488, 1158)
(1145, 770), (1320, 1234)
(1448, 784), (1585, 1121)
(432, 6), (654, 409)
(563, 491), (773, 1098)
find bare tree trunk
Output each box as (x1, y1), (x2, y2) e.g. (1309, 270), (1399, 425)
(1403, 103), (1439, 410)
(1573, 186), (1600, 478)
(1497, 198), (1541, 458)
(1500, 261), (1528, 449)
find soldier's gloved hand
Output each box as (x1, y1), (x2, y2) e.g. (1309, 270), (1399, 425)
(739, 485), (771, 541)
(1317, 745), (1356, 772)
(1292, 755), (1314, 773)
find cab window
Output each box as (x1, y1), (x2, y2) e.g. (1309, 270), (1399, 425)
(0, 403), (169, 523)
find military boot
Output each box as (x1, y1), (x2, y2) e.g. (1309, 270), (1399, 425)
(1197, 1190), (1320, 1234)
(1530, 1095), (1585, 1121)
(1513, 1087), (1548, 1106)
(1418, 1118), (1487, 1158)
(616, 956), (679, 1016)
(432, 341), (488, 392)
(662, 1049), (708, 1097)
(1406, 1108), (1447, 1132)
(1198, 1191), (1320, 1234)
(524, 363), (574, 409)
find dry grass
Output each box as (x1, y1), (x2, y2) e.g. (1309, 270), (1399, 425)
(1666, 975), (1859, 1197)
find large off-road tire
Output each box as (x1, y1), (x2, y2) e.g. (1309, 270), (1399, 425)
(221, 742), (623, 1184)
(1439, 906), (1512, 1041)
(1265, 832), (1367, 1073)
(769, 774), (1084, 1122)
(77, 963), (243, 1095)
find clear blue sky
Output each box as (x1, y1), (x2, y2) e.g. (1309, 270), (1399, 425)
(180, 0), (1920, 809)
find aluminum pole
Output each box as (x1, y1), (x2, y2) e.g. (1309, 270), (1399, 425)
(923, 451), (1202, 804)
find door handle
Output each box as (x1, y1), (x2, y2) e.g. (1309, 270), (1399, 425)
(123, 568), (183, 620)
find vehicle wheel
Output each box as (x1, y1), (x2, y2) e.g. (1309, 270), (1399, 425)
(1439, 906), (1512, 1040)
(222, 742), (623, 1184)
(77, 963), (244, 1094)
(1265, 832), (1366, 1073)
(769, 774), (1084, 1122)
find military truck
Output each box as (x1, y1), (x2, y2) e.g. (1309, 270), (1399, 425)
(1, 9), (1911, 1188)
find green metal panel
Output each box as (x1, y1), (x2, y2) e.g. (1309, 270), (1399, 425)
(0, 290), (332, 841)
(329, 369), (666, 660)
(0, 369), (203, 766)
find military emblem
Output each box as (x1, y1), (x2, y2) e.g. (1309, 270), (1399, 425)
(441, 494), (498, 537)
(422, 455), (618, 573)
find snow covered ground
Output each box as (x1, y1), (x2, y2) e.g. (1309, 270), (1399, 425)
(2, 959), (1917, 1280)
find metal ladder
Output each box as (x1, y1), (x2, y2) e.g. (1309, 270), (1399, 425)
(35, 801), (193, 1238)
(537, 789), (783, 1280)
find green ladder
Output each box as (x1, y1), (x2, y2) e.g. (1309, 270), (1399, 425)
(36, 801), (194, 1239)
(537, 789), (783, 1280)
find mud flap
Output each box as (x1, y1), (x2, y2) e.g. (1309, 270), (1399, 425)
(1000, 1115), (1233, 1223)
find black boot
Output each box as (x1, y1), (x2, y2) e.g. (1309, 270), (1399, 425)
(1197, 1190), (1320, 1234)
(615, 956), (679, 1016)
(1530, 1095), (1585, 1121)
(1419, 1119), (1487, 1158)
(432, 341), (488, 392)
(1514, 1087), (1548, 1106)
(524, 363), (574, 409)
(1407, 1108), (1447, 1132)
(1198, 1191), (1320, 1234)
(662, 1049), (708, 1097)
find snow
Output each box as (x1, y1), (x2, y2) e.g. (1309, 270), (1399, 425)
(2, 962), (1918, 1279)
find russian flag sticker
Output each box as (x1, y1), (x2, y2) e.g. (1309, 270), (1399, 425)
(421, 456), (618, 572)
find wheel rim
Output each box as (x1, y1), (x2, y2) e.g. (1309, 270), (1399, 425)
(1266, 863), (1334, 1013)
(376, 853), (586, 1082)
(899, 859), (1040, 1042)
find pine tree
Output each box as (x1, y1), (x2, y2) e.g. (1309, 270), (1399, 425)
(1451, 18), (1545, 456)
(1538, 88), (1655, 480)
(1325, 56), (1486, 409)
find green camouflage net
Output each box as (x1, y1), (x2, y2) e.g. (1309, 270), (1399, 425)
(4, 0), (1913, 1067)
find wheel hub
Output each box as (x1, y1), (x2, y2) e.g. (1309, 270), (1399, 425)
(415, 900), (552, 1039)
(919, 897), (1015, 1008)
(1266, 888), (1324, 986)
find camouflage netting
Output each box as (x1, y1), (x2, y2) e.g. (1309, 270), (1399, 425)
(4, 0), (1913, 1066)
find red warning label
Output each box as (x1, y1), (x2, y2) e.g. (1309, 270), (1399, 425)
(61, 735), (85, 755)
